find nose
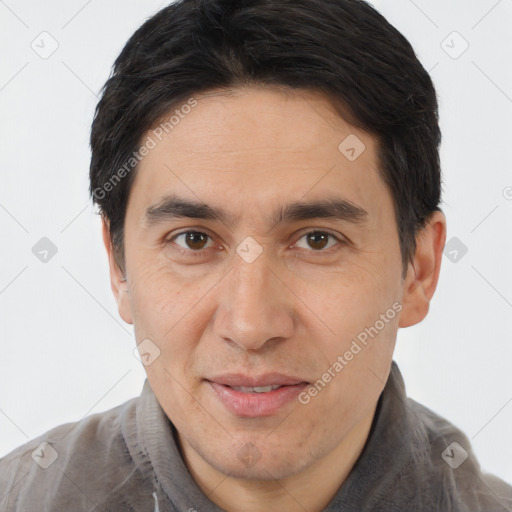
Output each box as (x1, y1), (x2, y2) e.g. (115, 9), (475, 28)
(213, 249), (295, 352)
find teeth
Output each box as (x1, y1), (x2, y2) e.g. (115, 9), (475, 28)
(231, 385), (282, 393)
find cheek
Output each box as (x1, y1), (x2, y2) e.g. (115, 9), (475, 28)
(130, 262), (175, 313)
(128, 264), (184, 362)
(128, 258), (217, 371)
(292, 260), (399, 330)
(289, 265), (400, 391)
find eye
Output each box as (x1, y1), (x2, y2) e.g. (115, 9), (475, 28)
(172, 231), (215, 251)
(294, 231), (343, 251)
(166, 229), (345, 256)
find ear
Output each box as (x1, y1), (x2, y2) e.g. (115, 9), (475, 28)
(101, 216), (133, 325)
(398, 210), (446, 328)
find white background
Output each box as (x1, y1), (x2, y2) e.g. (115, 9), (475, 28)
(1, 0), (511, 486)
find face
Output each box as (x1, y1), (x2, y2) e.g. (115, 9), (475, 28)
(109, 86), (421, 480)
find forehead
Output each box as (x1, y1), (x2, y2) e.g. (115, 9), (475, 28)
(127, 86), (390, 227)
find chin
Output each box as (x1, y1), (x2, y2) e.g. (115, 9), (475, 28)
(218, 459), (306, 481)
(202, 442), (316, 481)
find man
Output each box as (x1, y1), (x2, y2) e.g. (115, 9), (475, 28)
(1, 0), (511, 510)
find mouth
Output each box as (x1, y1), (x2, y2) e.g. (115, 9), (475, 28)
(205, 374), (309, 417)
(229, 384), (284, 393)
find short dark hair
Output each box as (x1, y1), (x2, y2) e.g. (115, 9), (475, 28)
(90, 0), (442, 278)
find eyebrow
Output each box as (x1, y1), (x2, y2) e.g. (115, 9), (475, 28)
(144, 194), (369, 230)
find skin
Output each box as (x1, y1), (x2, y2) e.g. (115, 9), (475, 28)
(102, 85), (446, 511)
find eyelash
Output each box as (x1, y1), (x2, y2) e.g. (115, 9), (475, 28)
(165, 229), (347, 257)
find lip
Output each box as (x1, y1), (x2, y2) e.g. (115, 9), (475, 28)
(206, 373), (309, 418)
(208, 373), (307, 387)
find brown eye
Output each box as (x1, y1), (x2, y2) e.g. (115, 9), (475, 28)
(295, 231), (340, 251)
(307, 232), (329, 250)
(174, 231), (213, 250)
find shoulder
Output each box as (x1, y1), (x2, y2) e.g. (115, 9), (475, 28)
(407, 397), (512, 511)
(0, 395), (149, 511)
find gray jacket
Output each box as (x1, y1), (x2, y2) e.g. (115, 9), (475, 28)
(1, 361), (511, 511)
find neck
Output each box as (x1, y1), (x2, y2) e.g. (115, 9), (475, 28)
(179, 403), (377, 512)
